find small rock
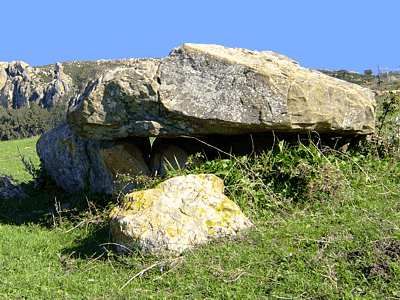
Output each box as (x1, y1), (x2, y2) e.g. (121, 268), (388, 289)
(149, 142), (204, 177)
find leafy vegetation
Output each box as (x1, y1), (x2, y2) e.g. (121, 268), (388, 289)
(318, 69), (400, 91)
(364, 69), (373, 76)
(0, 72), (399, 298)
(0, 136), (40, 183)
(318, 69), (377, 86)
(0, 101), (66, 141)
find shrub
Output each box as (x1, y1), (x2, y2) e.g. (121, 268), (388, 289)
(0, 101), (66, 140)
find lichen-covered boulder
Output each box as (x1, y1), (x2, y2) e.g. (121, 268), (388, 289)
(37, 123), (151, 194)
(109, 174), (253, 255)
(67, 43), (376, 140)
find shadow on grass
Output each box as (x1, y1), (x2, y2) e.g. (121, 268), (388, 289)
(0, 177), (117, 259)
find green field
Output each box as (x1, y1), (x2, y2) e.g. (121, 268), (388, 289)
(0, 137), (40, 183)
(0, 91), (400, 298)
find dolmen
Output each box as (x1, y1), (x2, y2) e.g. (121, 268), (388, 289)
(36, 44), (376, 255)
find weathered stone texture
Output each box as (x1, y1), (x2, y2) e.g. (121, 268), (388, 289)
(67, 43), (376, 139)
(0, 63), (7, 93)
(0, 58), (159, 110)
(32, 44), (377, 195)
(0, 61), (74, 109)
(67, 59), (161, 140)
(109, 174), (253, 255)
(36, 123), (151, 194)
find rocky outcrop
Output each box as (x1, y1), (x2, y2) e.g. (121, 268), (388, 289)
(29, 44), (377, 257)
(36, 123), (151, 194)
(0, 63), (7, 93)
(67, 59), (161, 140)
(67, 43), (376, 140)
(2, 44), (376, 134)
(36, 125), (281, 193)
(0, 61), (74, 109)
(109, 174), (253, 255)
(0, 58), (160, 110)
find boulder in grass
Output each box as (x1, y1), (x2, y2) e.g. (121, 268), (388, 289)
(109, 174), (253, 255)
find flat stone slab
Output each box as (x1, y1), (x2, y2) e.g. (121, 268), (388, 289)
(67, 44), (376, 140)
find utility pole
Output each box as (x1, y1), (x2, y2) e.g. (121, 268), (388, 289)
(378, 65), (381, 85)
(377, 66), (400, 85)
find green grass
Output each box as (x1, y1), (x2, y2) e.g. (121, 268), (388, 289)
(1, 135), (399, 299)
(0, 137), (40, 183)
(0, 92), (400, 299)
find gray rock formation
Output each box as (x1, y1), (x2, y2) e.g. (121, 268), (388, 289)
(67, 59), (161, 140)
(0, 61), (73, 109)
(0, 63), (7, 92)
(34, 44), (378, 195)
(67, 43), (376, 140)
(1, 44), (376, 136)
(36, 123), (151, 194)
(109, 174), (253, 255)
(0, 58), (158, 110)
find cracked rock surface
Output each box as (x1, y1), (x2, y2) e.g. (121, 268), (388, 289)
(67, 43), (376, 139)
(37, 123), (151, 194)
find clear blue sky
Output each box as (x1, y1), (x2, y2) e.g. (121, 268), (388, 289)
(1, 0), (398, 75)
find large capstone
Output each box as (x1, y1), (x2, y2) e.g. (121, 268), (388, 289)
(67, 43), (376, 140)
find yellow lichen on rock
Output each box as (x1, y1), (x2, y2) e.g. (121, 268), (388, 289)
(109, 174), (253, 255)
(196, 207), (207, 218)
(123, 189), (161, 214)
(164, 221), (183, 237)
(198, 174), (224, 194)
(64, 137), (75, 155)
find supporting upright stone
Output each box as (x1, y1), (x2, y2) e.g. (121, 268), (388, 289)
(37, 123), (151, 194)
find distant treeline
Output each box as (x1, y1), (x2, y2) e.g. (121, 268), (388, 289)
(0, 102), (67, 141)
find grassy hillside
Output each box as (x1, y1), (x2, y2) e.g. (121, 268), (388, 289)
(0, 75), (399, 298)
